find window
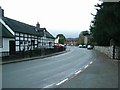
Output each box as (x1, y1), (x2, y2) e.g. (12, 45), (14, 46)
(15, 33), (19, 36)
(25, 34), (27, 37)
(28, 41), (30, 44)
(20, 41), (23, 44)
(16, 41), (19, 45)
(20, 33), (23, 36)
(31, 40), (35, 45)
(15, 37), (19, 40)
(24, 41), (27, 44)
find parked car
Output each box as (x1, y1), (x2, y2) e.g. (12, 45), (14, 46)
(78, 45), (82, 48)
(87, 45), (94, 50)
(82, 45), (87, 48)
(53, 44), (66, 50)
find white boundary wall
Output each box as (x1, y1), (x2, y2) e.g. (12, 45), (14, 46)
(95, 46), (113, 59)
(95, 46), (120, 60)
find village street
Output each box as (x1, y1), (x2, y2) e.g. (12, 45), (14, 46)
(2, 46), (96, 88)
(2, 46), (118, 88)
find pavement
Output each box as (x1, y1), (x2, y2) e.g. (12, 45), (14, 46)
(57, 50), (119, 88)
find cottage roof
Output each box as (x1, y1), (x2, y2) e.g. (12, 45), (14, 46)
(2, 25), (14, 38)
(2, 17), (55, 39)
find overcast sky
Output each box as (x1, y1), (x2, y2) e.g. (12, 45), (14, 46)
(0, 0), (101, 38)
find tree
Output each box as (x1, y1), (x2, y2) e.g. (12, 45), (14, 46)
(90, 2), (120, 46)
(56, 34), (66, 44)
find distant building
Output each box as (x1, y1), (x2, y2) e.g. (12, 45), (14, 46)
(55, 36), (59, 44)
(55, 34), (66, 45)
(79, 31), (90, 45)
(0, 7), (55, 57)
(65, 38), (78, 46)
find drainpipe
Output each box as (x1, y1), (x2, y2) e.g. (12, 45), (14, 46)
(113, 45), (115, 59)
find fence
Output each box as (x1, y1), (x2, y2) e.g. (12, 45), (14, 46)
(2, 47), (66, 62)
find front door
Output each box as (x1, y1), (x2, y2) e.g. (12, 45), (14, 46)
(9, 40), (15, 55)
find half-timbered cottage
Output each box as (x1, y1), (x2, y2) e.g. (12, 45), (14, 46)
(0, 7), (55, 56)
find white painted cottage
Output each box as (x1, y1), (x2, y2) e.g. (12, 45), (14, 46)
(0, 7), (55, 57)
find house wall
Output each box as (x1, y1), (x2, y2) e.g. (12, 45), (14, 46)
(15, 32), (39, 51)
(41, 37), (54, 48)
(0, 33), (54, 57)
(55, 37), (59, 44)
(0, 38), (14, 56)
(15, 32), (55, 52)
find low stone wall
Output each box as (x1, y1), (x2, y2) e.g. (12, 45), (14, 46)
(95, 46), (120, 60)
(115, 46), (120, 60)
(95, 46), (113, 59)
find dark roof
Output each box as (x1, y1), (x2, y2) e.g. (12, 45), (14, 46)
(2, 17), (42, 36)
(2, 17), (55, 39)
(46, 30), (55, 39)
(2, 25), (14, 38)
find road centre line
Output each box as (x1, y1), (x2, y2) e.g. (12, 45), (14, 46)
(56, 78), (68, 86)
(75, 70), (82, 75)
(90, 61), (93, 64)
(43, 83), (54, 88)
(84, 65), (89, 69)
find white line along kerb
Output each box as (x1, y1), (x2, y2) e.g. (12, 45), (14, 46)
(56, 78), (68, 86)
(75, 70), (82, 75)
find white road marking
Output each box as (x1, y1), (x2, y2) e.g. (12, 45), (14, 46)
(90, 61), (93, 64)
(84, 65), (89, 69)
(75, 70), (82, 75)
(43, 83), (54, 88)
(56, 78), (68, 86)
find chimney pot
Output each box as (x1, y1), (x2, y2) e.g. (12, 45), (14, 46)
(36, 22), (40, 28)
(0, 6), (4, 18)
(2, 9), (4, 17)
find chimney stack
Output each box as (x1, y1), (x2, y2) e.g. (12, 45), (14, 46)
(2, 9), (4, 17)
(0, 6), (4, 18)
(36, 22), (40, 28)
(36, 22), (40, 32)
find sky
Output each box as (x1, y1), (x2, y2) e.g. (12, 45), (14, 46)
(0, 0), (101, 38)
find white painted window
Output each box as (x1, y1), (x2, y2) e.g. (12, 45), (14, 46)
(16, 46), (19, 51)
(15, 33), (19, 36)
(15, 37), (19, 40)
(25, 38), (27, 40)
(20, 33), (23, 36)
(20, 37), (23, 40)
(16, 41), (19, 45)
(25, 34), (27, 37)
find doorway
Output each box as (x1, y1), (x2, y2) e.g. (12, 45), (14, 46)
(9, 40), (15, 55)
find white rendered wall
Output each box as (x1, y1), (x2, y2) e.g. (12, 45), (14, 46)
(0, 38), (14, 52)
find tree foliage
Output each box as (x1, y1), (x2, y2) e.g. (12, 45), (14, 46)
(90, 2), (120, 46)
(81, 31), (90, 36)
(56, 34), (66, 44)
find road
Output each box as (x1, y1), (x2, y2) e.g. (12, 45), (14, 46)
(3, 46), (97, 88)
